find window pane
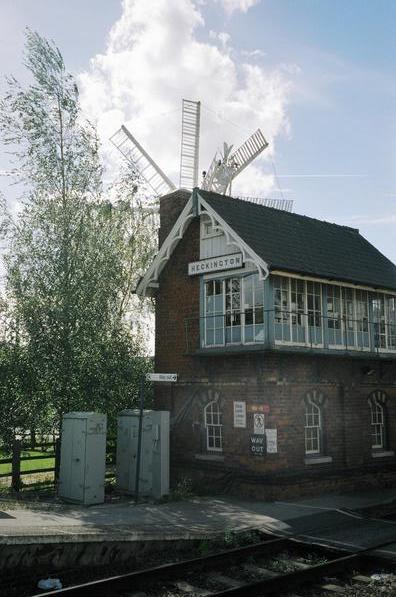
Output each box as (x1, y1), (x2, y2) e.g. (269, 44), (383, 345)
(205, 402), (223, 452)
(305, 401), (321, 455)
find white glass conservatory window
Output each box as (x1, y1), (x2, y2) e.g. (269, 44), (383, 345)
(204, 273), (264, 346)
(274, 277), (322, 345)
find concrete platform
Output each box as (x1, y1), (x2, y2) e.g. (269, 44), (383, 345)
(0, 487), (395, 549)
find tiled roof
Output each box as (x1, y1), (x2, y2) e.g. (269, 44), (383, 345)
(200, 190), (396, 292)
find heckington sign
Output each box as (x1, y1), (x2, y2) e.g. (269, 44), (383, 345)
(188, 253), (243, 276)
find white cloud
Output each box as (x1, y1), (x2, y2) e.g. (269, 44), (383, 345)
(216, 0), (261, 16)
(241, 49), (266, 59)
(79, 0), (293, 196)
(348, 214), (396, 226)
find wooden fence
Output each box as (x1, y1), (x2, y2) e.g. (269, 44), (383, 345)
(0, 437), (117, 492)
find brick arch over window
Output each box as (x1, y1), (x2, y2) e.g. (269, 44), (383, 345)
(368, 391), (388, 450)
(303, 390), (326, 455)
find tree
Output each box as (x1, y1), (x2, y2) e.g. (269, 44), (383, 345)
(0, 31), (155, 438)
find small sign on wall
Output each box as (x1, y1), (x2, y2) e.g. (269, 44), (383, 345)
(249, 404), (270, 414)
(253, 413), (265, 435)
(146, 373), (178, 382)
(250, 435), (265, 456)
(233, 401), (246, 428)
(265, 429), (278, 453)
(188, 253), (243, 276)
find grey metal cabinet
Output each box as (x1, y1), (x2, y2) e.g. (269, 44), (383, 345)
(116, 410), (169, 499)
(58, 412), (107, 505)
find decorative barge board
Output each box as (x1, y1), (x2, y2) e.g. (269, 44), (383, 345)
(137, 188), (396, 499)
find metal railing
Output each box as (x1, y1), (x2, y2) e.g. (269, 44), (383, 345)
(184, 309), (396, 354)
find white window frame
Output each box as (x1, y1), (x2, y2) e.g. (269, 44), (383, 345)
(243, 272), (265, 344)
(203, 273), (265, 347)
(304, 399), (322, 455)
(204, 401), (223, 452)
(369, 392), (387, 450)
(201, 217), (222, 239)
(204, 279), (224, 348)
(274, 277), (324, 348)
(225, 277), (242, 345)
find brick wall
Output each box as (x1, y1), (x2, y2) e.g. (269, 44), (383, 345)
(154, 194), (396, 499)
(158, 189), (190, 247)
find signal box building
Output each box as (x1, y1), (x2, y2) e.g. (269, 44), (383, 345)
(137, 188), (396, 498)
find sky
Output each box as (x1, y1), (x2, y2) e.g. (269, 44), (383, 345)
(0, 0), (395, 263)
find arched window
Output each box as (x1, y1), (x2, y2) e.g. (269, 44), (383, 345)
(368, 391), (387, 450)
(204, 401), (223, 452)
(304, 398), (321, 455)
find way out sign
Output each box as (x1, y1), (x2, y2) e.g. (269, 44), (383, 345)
(250, 435), (265, 456)
(146, 373), (178, 382)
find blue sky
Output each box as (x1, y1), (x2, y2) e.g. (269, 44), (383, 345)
(1, 0), (395, 263)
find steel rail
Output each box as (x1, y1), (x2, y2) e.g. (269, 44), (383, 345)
(31, 533), (396, 597)
(32, 537), (290, 596)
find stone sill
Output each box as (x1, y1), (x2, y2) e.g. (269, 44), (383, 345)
(371, 450), (394, 458)
(195, 454), (224, 462)
(305, 456), (333, 465)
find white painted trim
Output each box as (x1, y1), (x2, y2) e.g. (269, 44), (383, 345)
(371, 450), (394, 458)
(201, 216), (223, 239)
(136, 195), (194, 296)
(202, 265), (255, 280)
(198, 193), (269, 281)
(328, 344), (371, 352)
(275, 340), (325, 349)
(305, 456), (333, 465)
(272, 270), (396, 296)
(195, 454), (225, 462)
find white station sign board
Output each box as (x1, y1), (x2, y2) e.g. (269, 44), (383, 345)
(188, 253), (243, 276)
(146, 373), (178, 382)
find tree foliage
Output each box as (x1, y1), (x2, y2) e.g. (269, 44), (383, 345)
(0, 31), (155, 440)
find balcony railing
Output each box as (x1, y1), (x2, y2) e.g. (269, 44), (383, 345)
(184, 309), (396, 355)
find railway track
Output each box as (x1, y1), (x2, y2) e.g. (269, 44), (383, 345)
(30, 534), (395, 597)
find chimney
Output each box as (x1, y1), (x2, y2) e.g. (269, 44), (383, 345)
(159, 189), (191, 247)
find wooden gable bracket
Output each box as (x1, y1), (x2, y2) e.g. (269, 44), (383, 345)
(136, 193), (195, 296)
(136, 190), (269, 297)
(197, 192), (269, 280)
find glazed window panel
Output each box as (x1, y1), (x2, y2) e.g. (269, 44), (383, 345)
(225, 277), (241, 343)
(274, 277), (323, 345)
(274, 276), (291, 342)
(305, 401), (321, 455)
(244, 273), (265, 343)
(372, 295), (386, 349)
(307, 281), (323, 345)
(355, 290), (370, 348)
(342, 287), (356, 348)
(327, 285), (342, 346)
(290, 278), (306, 343)
(204, 279), (224, 346)
(386, 297), (396, 350)
(370, 401), (385, 449)
(205, 401), (223, 452)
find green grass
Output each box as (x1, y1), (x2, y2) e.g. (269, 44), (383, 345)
(0, 450), (55, 475)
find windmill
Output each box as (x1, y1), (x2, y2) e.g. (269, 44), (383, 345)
(110, 99), (292, 211)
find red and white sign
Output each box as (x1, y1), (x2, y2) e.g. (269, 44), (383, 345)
(249, 404), (270, 414)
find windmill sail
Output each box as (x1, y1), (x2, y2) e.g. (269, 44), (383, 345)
(110, 125), (176, 197)
(202, 129), (268, 194)
(179, 99), (201, 190)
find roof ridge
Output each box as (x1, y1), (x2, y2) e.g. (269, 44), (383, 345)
(199, 189), (360, 234)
